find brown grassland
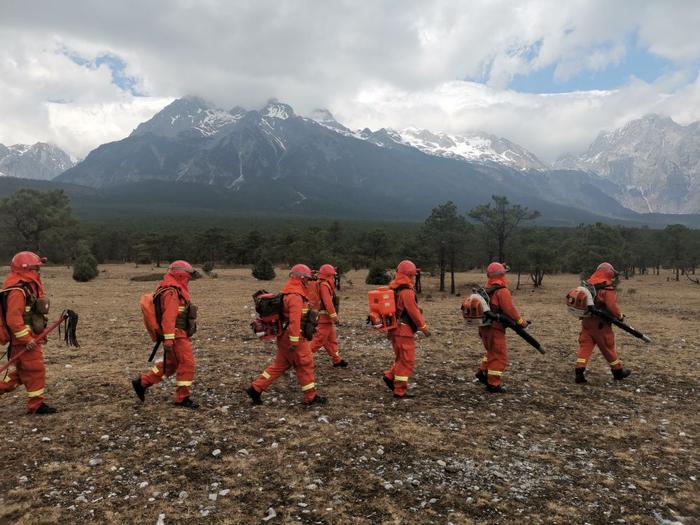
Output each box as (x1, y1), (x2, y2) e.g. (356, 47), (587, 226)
(0, 265), (698, 524)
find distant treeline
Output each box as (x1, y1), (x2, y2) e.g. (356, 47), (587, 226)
(0, 189), (698, 290)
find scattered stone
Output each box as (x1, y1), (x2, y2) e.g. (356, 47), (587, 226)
(237, 449), (249, 456)
(219, 489), (230, 496)
(212, 449), (221, 457)
(262, 507), (277, 521)
(209, 493), (217, 501)
(318, 416), (330, 424)
(156, 514), (165, 525)
(178, 491), (188, 501)
(41, 437), (51, 442)
(437, 460), (447, 467)
(383, 482), (394, 490)
(139, 481), (149, 489)
(89, 458), (103, 467)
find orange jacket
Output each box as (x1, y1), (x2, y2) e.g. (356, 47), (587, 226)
(3, 288), (35, 345)
(593, 288), (622, 319)
(318, 278), (337, 323)
(486, 276), (525, 331)
(158, 288), (189, 343)
(390, 275), (427, 336)
(280, 278), (310, 344)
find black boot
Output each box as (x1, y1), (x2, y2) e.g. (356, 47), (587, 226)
(486, 383), (507, 393)
(393, 393), (415, 399)
(246, 386), (263, 405)
(382, 375), (394, 391)
(33, 403), (57, 415)
(131, 377), (146, 402)
(333, 359), (348, 368)
(305, 394), (328, 406)
(575, 368), (587, 384)
(612, 368), (631, 380)
(176, 397), (199, 409)
(475, 370), (488, 385)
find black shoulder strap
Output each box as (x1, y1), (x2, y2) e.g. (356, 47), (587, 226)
(484, 284), (505, 295)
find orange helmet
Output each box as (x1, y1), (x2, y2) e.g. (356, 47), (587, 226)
(168, 260), (199, 279)
(290, 264), (313, 281)
(594, 262), (619, 283)
(318, 264), (337, 278)
(397, 260), (417, 277)
(486, 262), (508, 277)
(11, 251), (46, 271)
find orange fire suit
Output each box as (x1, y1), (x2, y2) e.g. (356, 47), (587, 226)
(310, 278), (342, 365)
(140, 285), (196, 403)
(0, 284), (47, 412)
(383, 275), (427, 397)
(576, 284), (624, 371)
(251, 280), (318, 403)
(477, 278), (527, 387)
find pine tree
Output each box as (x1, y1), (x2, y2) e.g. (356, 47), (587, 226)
(252, 258), (276, 280)
(365, 265), (390, 285)
(72, 243), (99, 282)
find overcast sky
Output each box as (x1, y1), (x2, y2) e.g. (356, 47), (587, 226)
(1, 0), (700, 162)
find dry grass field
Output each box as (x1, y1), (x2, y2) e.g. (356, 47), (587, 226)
(0, 265), (698, 524)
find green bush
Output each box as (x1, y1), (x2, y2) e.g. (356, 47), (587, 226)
(72, 247), (99, 282)
(365, 265), (390, 285)
(252, 259), (276, 280)
(202, 261), (215, 274)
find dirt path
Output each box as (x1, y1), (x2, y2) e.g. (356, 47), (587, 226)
(1, 266), (698, 524)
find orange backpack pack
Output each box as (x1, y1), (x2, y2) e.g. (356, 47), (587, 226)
(306, 279), (321, 311)
(140, 287), (173, 342)
(565, 285), (595, 318)
(461, 288), (492, 327)
(367, 286), (398, 332)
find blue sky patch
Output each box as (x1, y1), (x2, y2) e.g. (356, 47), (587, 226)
(62, 48), (142, 96)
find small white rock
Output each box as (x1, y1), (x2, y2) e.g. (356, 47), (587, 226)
(219, 489), (230, 496)
(212, 449), (221, 457)
(208, 493), (218, 501)
(139, 481), (149, 489)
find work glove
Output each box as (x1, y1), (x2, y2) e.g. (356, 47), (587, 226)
(421, 326), (432, 337)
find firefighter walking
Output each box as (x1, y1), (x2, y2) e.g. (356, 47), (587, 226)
(575, 262), (631, 383)
(247, 264), (327, 406)
(132, 260), (200, 409)
(0, 252), (56, 414)
(382, 260), (430, 399)
(310, 264), (347, 367)
(475, 262), (529, 393)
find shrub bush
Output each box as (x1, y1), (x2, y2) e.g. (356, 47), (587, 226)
(72, 247), (99, 282)
(252, 259), (276, 281)
(365, 265), (391, 285)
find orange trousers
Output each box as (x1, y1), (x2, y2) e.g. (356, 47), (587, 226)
(576, 320), (623, 370)
(478, 326), (508, 387)
(310, 322), (342, 364)
(251, 336), (317, 402)
(383, 334), (415, 397)
(140, 338), (196, 403)
(0, 344), (46, 412)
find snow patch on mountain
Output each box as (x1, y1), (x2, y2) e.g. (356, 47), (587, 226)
(0, 142), (75, 180)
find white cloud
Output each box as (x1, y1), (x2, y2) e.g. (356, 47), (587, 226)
(0, 0), (699, 161)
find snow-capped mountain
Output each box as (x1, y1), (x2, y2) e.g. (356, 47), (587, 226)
(56, 97), (634, 221)
(555, 114), (700, 214)
(0, 142), (75, 180)
(307, 111), (547, 171)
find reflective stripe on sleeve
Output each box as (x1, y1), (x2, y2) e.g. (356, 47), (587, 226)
(151, 366), (160, 374)
(330, 313), (338, 318)
(576, 358), (587, 364)
(394, 375), (409, 382)
(176, 380), (193, 387)
(163, 333), (175, 340)
(608, 359), (621, 367)
(178, 307), (187, 312)
(301, 382), (316, 392)
(289, 335), (300, 342)
(13, 327), (31, 338)
(27, 388), (44, 398)
(262, 371), (271, 379)
(487, 369), (503, 376)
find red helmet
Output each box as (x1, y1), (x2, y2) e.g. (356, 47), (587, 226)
(486, 262), (508, 277)
(318, 264), (337, 278)
(168, 260), (198, 279)
(396, 260), (417, 277)
(596, 262), (619, 280)
(289, 264), (313, 281)
(11, 251), (46, 271)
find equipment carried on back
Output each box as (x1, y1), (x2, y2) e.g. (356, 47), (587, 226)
(0, 285), (50, 345)
(251, 290), (319, 342)
(367, 284), (419, 332)
(461, 287), (494, 327)
(461, 285), (545, 355)
(565, 281), (652, 343)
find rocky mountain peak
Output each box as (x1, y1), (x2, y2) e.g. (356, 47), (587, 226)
(261, 99), (295, 120)
(0, 141), (75, 180)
